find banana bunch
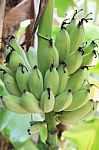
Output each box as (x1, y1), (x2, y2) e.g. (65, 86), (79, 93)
(0, 11), (98, 128)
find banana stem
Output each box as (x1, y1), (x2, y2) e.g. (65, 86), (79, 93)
(45, 112), (59, 150)
(37, 0), (55, 75)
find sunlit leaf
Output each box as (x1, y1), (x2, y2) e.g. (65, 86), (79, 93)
(55, 0), (74, 17)
(63, 119), (99, 150)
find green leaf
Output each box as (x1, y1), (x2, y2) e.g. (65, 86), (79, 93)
(55, 0), (74, 17)
(1, 112), (44, 148)
(84, 24), (99, 47)
(0, 109), (15, 131)
(2, 113), (31, 144)
(63, 119), (99, 150)
(14, 140), (39, 150)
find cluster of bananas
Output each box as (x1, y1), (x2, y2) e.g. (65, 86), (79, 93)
(0, 11), (98, 133)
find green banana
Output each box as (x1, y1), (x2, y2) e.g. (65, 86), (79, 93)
(58, 100), (93, 125)
(5, 50), (24, 73)
(3, 72), (21, 96)
(44, 39), (59, 73)
(65, 48), (84, 75)
(66, 68), (85, 92)
(37, 0), (55, 75)
(9, 36), (31, 70)
(70, 13), (92, 54)
(4, 45), (12, 58)
(57, 62), (68, 94)
(0, 65), (13, 81)
(21, 91), (43, 113)
(65, 89), (90, 111)
(53, 90), (72, 112)
(29, 65), (43, 100)
(16, 63), (30, 92)
(84, 40), (98, 54)
(84, 100), (98, 119)
(40, 88), (55, 113)
(27, 121), (45, 135)
(69, 20), (85, 53)
(0, 95), (28, 114)
(82, 50), (97, 66)
(27, 46), (37, 68)
(55, 20), (70, 61)
(66, 9), (83, 34)
(44, 64), (59, 96)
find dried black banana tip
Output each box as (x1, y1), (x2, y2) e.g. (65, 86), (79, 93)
(90, 99), (94, 102)
(23, 90), (26, 93)
(0, 68), (6, 75)
(34, 65), (38, 69)
(83, 65), (95, 70)
(92, 40), (98, 48)
(6, 35), (15, 44)
(72, 9), (83, 20)
(18, 63), (28, 73)
(0, 96), (3, 99)
(78, 12), (93, 26)
(49, 38), (53, 47)
(47, 87), (51, 99)
(93, 50), (98, 58)
(61, 17), (70, 30)
(27, 129), (31, 135)
(81, 66), (89, 70)
(87, 89), (90, 93)
(78, 46), (84, 55)
(50, 64), (55, 71)
(68, 89), (72, 93)
(5, 49), (14, 63)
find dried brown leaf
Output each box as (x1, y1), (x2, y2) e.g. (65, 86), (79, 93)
(3, 0), (34, 37)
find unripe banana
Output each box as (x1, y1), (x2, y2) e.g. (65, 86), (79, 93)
(53, 90), (72, 112)
(44, 39), (59, 73)
(84, 100), (98, 119)
(0, 65), (13, 81)
(16, 63), (30, 92)
(3, 72), (21, 96)
(44, 64), (59, 96)
(66, 9), (83, 34)
(58, 100), (93, 125)
(21, 91), (43, 113)
(27, 46), (37, 68)
(66, 19), (76, 35)
(82, 50), (97, 66)
(9, 36), (31, 70)
(70, 21), (85, 53)
(5, 50), (24, 73)
(66, 68), (85, 92)
(29, 65), (43, 100)
(65, 48), (83, 75)
(40, 88), (55, 113)
(27, 121), (45, 135)
(65, 89), (90, 111)
(0, 95), (28, 114)
(57, 62), (68, 94)
(55, 21), (70, 61)
(4, 45), (12, 58)
(84, 40), (98, 54)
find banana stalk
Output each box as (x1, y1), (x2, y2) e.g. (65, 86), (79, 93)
(38, 1), (58, 149)
(37, 0), (55, 75)
(45, 112), (59, 150)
